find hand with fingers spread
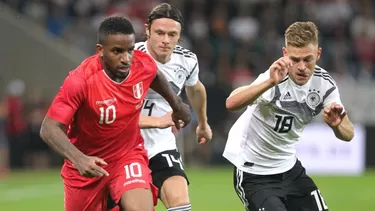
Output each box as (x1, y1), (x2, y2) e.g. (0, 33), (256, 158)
(269, 57), (293, 85)
(74, 155), (109, 178)
(323, 102), (347, 127)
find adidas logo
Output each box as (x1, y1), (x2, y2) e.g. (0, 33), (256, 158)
(283, 92), (292, 100)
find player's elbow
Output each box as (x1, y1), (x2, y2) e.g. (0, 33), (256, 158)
(39, 117), (56, 142)
(226, 97), (242, 112)
(341, 131), (354, 142)
(39, 123), (47, 141)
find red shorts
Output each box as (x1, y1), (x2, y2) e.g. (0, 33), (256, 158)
(63, 148), (158, 211)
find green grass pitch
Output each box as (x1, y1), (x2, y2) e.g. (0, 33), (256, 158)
(0, 167), (374, 210)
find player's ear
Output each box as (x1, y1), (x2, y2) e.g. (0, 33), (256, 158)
(282, 47), (287, 57)
(96, 44), (104, 57)
(316, 47), (322, 61)
(144, 24), (150, 38)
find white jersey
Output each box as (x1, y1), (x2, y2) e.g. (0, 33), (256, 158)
(223, 66), (343, 175)
(135, 41), (199, 158)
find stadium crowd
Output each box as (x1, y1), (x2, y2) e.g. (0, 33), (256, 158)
(1, 0), (374, 171)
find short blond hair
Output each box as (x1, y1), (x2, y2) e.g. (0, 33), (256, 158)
(285, 21), (319, 47)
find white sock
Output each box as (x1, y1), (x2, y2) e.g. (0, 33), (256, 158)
(167, 204), (192, 211)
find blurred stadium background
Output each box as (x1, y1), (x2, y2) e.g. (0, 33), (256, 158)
(1, 0), (375, 210)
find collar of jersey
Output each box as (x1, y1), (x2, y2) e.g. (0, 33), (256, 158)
(102, 69), (131, 85)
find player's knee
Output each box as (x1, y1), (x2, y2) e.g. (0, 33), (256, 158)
(260, 196), (287, 211)
(160, 176), (190, 208)
(161, 187), (190, 208)
(120, 189), (154, 211)
(120, 201), (153, 211)
(123, 205), (152, 211)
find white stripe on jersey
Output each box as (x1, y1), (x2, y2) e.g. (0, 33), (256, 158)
(223, 66), (343, 175)
(135, 41), (200, 158)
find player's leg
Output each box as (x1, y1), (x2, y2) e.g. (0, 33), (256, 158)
(285, 160), (329, 211)
(233, 166), (288, 211)
(287, 190), (329, 211)
(150, 149), (191, 211)
(120, 188), (154, 211)
(159, 176), (190, 210)
(63, 178), (108, 211)
(109, 151), (157, 211)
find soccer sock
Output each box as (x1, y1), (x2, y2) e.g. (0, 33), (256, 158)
(167, 204), (191, 211)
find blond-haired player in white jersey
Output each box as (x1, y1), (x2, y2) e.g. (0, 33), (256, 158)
(132, 3), (211, 211)
(223, 22), (354, 211)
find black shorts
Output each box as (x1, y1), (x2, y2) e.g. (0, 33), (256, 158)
(149, 149), (189, 197)
(234, 160), (329, 211)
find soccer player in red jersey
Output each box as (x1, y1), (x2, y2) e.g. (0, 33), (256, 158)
(39, 16), (191, 211)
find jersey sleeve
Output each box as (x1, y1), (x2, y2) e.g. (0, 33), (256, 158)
(251, 70), (275, 104)
(185, 55), (199, 86)
(322, 84), (344, 109)
(47, 72), (87, 125)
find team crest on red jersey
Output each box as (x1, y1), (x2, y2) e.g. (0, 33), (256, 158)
(133, 81), (144, 99)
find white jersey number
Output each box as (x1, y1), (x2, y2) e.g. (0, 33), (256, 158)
(162, 153), (184, 170)
(273, 115), (293, 133)
(143, 100), (155, 116)
(99, 105), (116, 124)
(124, 162), (143, 179)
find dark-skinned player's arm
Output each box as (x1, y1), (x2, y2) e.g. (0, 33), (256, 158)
(40, 73), (109, 177)
(40, 117), (87, 164)
(149, 70), (191, 129)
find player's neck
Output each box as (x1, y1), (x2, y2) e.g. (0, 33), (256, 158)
(154, 54), (171, 64)
(146, 41), (171, 64)
(103, 68), (128, 83)
(289, 75), (310, 87)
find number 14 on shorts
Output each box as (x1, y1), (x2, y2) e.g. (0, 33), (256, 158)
(162, 154), (184, 170)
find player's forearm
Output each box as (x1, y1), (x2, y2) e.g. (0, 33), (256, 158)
(40, 118), (86, 163)
(139, 115), (162, 129)
(186, 82), (207, 124)
(226, 79), (275, 111)
(330, 116), (354, 142)
(150, 71), (182, 111)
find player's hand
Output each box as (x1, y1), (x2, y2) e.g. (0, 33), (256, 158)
(172, 102), (191, 130)
(196, 122), (212, 144)
(74, 156), (109, 178)
(323, 102), (346, 127)
(156, 112), (179, 129)
(269, 57), (292, 85)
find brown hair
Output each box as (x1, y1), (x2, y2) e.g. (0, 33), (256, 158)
(147, 3), (184, 30)
(285, 21), (319, 47)
(145, 3), (184, 42)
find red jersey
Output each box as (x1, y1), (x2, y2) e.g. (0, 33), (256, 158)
(47, 50), (157, 167)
